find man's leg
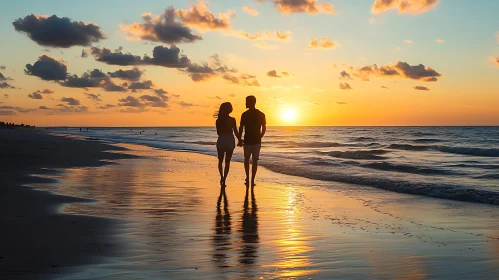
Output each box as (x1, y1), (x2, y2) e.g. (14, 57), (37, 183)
(251, 159), (258, 187)
(243, 145), (250, 185)
(250, 144), (261, 187)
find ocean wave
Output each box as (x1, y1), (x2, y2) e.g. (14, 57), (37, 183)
(350, 137), (376, 142)
(412, 138), (444, 143)
(262, 161), (499, 205)
(361, 162), (458, 175)
(389, 144), (499, 157)
(325, 150), (388, 160)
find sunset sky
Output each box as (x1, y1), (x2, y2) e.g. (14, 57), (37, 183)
(0, 0), (498, 126)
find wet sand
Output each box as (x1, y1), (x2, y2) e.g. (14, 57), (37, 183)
(21, 141), (499, 279)
(0, 129), (136, 279)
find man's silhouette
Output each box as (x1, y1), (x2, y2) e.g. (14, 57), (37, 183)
(238, 96), (266, 187)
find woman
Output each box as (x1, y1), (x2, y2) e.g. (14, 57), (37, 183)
(215, 102), (241, 186)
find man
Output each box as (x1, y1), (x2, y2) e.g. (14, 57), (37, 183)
(238, 95), (266, 187)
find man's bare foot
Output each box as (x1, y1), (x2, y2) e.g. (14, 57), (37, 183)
(245, 178), (249, 186)
(251, 181), (256, 187)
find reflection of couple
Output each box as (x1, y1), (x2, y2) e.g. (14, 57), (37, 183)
(215, 95), (266, 187)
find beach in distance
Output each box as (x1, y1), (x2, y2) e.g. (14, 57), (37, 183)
(1, 127), (499, 279)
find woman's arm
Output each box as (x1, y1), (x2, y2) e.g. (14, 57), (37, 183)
(232, 118), (240, 140)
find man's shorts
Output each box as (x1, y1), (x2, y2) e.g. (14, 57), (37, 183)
(244, 144), (261, 161)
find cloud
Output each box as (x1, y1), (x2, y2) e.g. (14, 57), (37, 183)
(60, 69), (108, 88)
(13, 14), (106, 47)
(0, 65), (5, 70)
(57, 104), (88, 112)
(38, 88), (54, 94)
(339, 71), (352, 79)
(108, 67), (143, 81)
(25, 55), (68, 80)
(254, 42), (279, 50)
(0, 72), (10, 81)
(369, 17), (376, 24)
(98, 104), (115, 110)
(236, 30), (291, 41)
(269, 0), (335, 14)
(229, 93), (236, 97)
(307, 38), (338, 49)
(120, 8), (202, 44)
(28, 92), (43, 99)
(139, 94), (168, 107)
(222, 73), (260, 86)
(404, 40), (413, 44)
(352, 61), (441, 82)
(242, 6), (259, 16)
(102, 80), (127, 92)
(339, 82), (352, 90)
(267, 70), (281, 77)
(84, 92), (102, 101)
(178, 101), (195, 107)
(81, 49), (88, 57)
(175, 1), (234, 31)
(3, 94), (8, 98)
(118, 96), (144, 108)
(61, 97), (80, 105)
(381, 85), (388, 89)
(39, 106), (50, 110)
(183, 54), (236, 82)
(414, 86), (429, 91)
(127, 80), (154, 91)
(436, 39), (444, 43)
(336, 102), (347, 105)
(371, 0), (439, 15)
(91, 47), (143, 66)
(489, 56), (499, 67)
(0, 82), (15, 89)
(91, 45), (190, 68)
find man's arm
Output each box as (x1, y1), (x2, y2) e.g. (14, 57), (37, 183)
(260, 124), (266, 139)
(238, 114), (244, 146)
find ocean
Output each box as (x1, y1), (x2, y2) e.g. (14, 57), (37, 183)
(51, 126), (499, 205)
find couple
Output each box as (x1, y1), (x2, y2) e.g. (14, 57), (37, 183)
(215, 95), (266, 187)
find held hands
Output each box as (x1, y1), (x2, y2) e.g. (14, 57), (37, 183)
(237, 139), (244, 147)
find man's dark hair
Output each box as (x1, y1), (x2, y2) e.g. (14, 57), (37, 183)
(246, 95), (256, 106)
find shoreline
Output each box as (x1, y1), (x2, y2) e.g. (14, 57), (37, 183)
(2, 129), (499, 279)
(0, 129), (136, 279)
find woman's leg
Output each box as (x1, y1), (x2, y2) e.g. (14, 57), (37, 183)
(217, 149), (225, 184)
(223, 149), (234, 184)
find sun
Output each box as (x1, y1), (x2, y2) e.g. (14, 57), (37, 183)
(281, 108), (298, 123)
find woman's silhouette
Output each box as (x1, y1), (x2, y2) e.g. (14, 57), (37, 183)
(215, 102), (242, 186)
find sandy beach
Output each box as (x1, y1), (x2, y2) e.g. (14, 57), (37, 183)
(2, 130), (499, 279)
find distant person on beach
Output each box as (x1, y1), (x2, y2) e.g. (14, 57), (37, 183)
(215, 102), (242, 186)
(238, 96), (266, 187)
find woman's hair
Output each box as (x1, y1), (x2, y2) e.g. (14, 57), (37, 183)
(214, 102), (233, 119)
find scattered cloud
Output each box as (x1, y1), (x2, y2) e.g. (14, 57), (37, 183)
(98, 104), (115, 110)
(229, 93), (236, 97)
(28, 92), (43, 99)
(266, 70), (292, 78)
(236, 30), (291, 41)
(13, 14), (106, 47)
(3, 94), (8, 98)
(91, 46), (190, 68)
(25, 55), (68, 80)
(307, 38), (338, 49)
(352, 61), (441, 82)
(222, 73), (260, 86)
(339, 70), (352, 80)
(339, 82), (352, 90)
(381, 85), (389, 89)
(39, 106), (50, 110)
(404, 40), (413, 44)
(57, 104), (88, 113)
(336, 102), (347, 105)
(371, 0), (439, 15)
(84, 92), (102, 101)
(0, 82), (15, 89)
(108, 67), (143, 81)
(127, 80), (154, 91)
(242, 6), (259, 16)
(0, 65), (5, 70)
(489, 56), (499, 67)
(81, 49), (88, 57)
(120, 8), (202, 44)
(254, 42), (279, 50)
(436, 39), (444, 43)
(102, 80), (127, 92)
(414, 86), (429, 91)
(178, 101), (195, 107)
(60, 69), (108, 88)
(37, 89), (54, 94)
(61, 97), (80, 105)
(268, 0), (335, 14)
(369, 17), (376, 24)
(175, 1), (234, 31)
